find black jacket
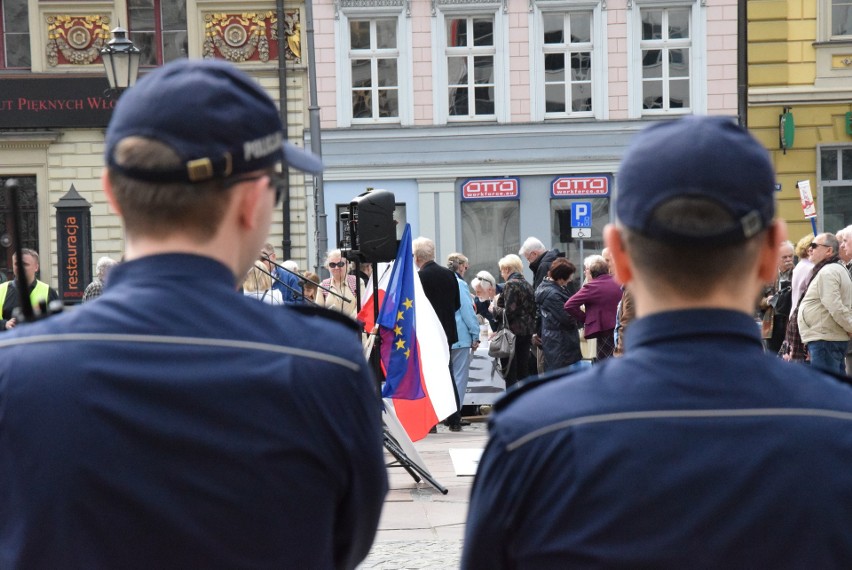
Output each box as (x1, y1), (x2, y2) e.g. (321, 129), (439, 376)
(535, 279), (582, 370)
(418, 260), (461, 346)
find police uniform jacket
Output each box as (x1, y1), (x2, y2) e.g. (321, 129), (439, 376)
(0, 254), (387, 569)
(463, 309), (852, 569)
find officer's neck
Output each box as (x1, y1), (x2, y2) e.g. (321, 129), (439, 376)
(629, 276), (761, 319)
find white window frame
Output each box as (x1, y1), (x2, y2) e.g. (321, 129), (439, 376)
(431, 1), (509, 124)
(816, 144), (852, 232)
(815, 0), (852, 87)
(529, 0), (606, 121)
(627, 0), (705, 118)
(335, 6), (412, 127)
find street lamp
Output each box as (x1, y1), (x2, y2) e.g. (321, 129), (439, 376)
(100, 25), (141, 96)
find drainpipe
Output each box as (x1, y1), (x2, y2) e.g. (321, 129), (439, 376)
(737, 0), (748, 128)
(276, 0), (292, 259)
(304, 0), (327, 276)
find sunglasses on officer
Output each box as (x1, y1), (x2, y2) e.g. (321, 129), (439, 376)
(224, 172), (285, 206)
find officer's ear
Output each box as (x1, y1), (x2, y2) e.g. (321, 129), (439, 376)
(604, 224), (632, 286)
(101, 168), (123, 218)
(234, 175), (269, 232)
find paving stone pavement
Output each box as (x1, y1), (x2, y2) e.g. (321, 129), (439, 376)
(357, 420), (489, 570)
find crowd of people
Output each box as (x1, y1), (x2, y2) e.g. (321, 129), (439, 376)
(3, 59), (852, 568)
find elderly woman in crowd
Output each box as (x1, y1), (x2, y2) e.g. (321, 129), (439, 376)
(564, 254), (622, 362)
(471, 270), (499, 331)
(493, 254), (537, 387)
(82, 256), (119, 302)
(535, 258), (584, 372)
(317, 249), (359, 318)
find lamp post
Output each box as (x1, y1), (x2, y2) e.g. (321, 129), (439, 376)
(100, 25), (141, 96)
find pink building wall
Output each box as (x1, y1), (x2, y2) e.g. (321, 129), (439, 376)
(313, 0), (739, 128)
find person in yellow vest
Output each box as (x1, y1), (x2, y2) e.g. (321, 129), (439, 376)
(1, 248), (59, 330)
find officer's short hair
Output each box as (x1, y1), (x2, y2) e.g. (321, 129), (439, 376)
(108, 137), (233, 241)
(622, 197), (764, 299)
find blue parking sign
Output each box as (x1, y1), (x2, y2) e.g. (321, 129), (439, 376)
(571, 202), (592, 228)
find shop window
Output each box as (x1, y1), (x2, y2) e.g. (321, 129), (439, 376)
(818, 146), (852, 232)
(1, 0), (30, 69)
(461, 200), (519, 278)
(0, 176), (39, 281)
(128, 0), (187, 67)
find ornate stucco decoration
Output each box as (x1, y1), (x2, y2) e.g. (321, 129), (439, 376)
(203, 11), (301, 64)
(432, 0), (506, 16)
(334, 0), (408, 20)
(46, 15), (111, 66)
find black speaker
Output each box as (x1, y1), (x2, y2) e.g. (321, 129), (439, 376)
(350, 189), (397, 263)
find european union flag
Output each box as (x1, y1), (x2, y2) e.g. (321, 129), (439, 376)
(377, 224), (426, 400)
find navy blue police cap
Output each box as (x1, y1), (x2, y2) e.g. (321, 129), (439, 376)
(616, 115), (776, 245)
(105, 59), (323, 183)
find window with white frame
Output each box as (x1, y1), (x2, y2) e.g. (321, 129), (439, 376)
(830, 0), (852, 37)
(349, 18), (400, 122)
(335, 5), (409, 127)
(639, 6), (691, 112)
(431, 1), (507, 124)
(1, 0), (30, 69)
(819, 146), (852, 232)
(542, 10), (593, 116)
(815, 0), (852, 86)
(446, 15), (496, 119)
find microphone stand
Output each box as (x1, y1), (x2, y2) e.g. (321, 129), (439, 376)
(260, 253), (350, 304)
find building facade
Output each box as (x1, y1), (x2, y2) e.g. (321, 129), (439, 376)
(749, 0), (852, 241)
(312, 0), (739, 276)
(0, 0), (311, 295)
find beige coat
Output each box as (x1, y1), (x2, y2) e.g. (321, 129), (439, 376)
(798, 263), (852, 343)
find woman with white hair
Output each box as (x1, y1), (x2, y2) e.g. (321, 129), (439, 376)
(317, 249), (359, 317)
(471, 270), (499, 331)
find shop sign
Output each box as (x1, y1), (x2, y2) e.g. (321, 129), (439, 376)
(551, 175), (611, 197)
(461, 178), (519, 200)
(0, 76), (116, 129)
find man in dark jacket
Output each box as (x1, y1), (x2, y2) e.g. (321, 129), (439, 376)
(520, 236), (564, 291)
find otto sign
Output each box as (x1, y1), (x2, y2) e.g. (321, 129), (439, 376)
(552, 176), (610, 197)
(462, 178), (519, 200)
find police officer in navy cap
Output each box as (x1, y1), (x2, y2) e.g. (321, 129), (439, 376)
(0, 59), (387, 569)
(463, 116), (852, 568)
